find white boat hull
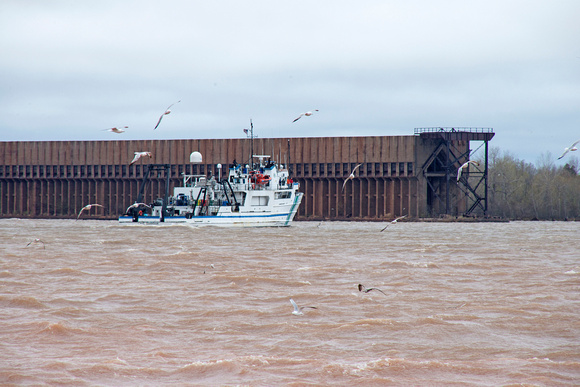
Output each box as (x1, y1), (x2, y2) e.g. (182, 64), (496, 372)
(119, 193), (303, 227)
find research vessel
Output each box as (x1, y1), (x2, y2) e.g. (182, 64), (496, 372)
(119, 153), (303, 227)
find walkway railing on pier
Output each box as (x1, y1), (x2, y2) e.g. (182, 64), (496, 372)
(414, 127), (494, 135)
(414, 127), (494, 142)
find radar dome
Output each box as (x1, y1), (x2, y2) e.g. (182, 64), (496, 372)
(189, 151), (202, 163)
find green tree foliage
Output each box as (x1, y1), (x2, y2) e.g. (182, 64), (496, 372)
(485, 147), (580, 220)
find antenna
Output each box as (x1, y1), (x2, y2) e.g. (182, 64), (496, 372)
(287, 139), (292, 175)
(250, 119), (254, 169)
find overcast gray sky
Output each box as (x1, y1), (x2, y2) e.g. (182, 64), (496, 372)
(1, 0), (578, 164)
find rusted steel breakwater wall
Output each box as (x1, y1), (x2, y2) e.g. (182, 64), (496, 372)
(0, 134), (480, 220)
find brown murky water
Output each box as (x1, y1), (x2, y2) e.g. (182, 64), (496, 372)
(1, 219), (578, 386)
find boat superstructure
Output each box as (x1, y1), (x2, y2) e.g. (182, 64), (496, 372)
(119, 154), (303, 227)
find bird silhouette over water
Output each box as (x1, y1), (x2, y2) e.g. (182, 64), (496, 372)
(342, 163), (363, 192)
(154, 100), (181, 130)
(292, 109), (319, 123)
(290, 298), (317, 315)
(380, 215), (407, 231)
(358, 284), (387, 296)
(26, 238), (45, 249)
(77, 204), (103, 219)
(558, 139), (580, 160)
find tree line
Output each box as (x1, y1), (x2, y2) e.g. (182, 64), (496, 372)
(481, 147), (579, 220)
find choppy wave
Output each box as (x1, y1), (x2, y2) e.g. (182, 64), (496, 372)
(0, 295), (46, 309)
(0, 219), (579, 385)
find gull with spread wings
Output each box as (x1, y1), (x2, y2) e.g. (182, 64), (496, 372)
(130, 151), (152, 165)
(154, 100), (181, 130)
(290, 298), (317, 316)
(457, 160), (480, 181)
(342, 163), (363, 192)
(102, 126), (128, 134)
(380, 215), (407, 231)
(77, 204), (103, 219)
(26, 238), (45, 249)
(358, 284), (387, 296)
(126, 202), (151, 214)
(292, 109), (319, 123)
(558, 139), (580, 160)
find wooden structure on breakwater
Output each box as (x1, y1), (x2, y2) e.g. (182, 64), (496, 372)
(0, 129), (494, 220)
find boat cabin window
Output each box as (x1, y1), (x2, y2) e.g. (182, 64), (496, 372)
(251, 196), (269, 206)
(275, 191), (292, 199)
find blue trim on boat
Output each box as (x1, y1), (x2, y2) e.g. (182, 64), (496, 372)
(119, 213), (290, 220)
(188, 213), (289, 219)
(285, 193), (302, 226)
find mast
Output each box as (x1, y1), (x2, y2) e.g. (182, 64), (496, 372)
(250, 119), (254, 169)
(287, 139), (292, 175)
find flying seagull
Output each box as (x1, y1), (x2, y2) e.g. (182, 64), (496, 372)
(290, 298), (317, 316)
(380, 215), (407, 232)
(130, 151), (152, 165)
(342, 163), (363, 192)
(154, 100), (181, 130)
(77, 204), (104, 219)
(292, 109), (319, 123)
(26, 238), (45, 249)
(102, 126), (128, 134)
(557, 139), (580, 160)
(125, 202), (151, 214)
(457, 160), (480, 181)
(358, 284), (387, 296)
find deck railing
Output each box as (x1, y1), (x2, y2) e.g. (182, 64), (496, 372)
(414, 127), (494, 135)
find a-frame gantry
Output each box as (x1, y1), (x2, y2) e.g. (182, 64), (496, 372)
(415, 128), (495, 217)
